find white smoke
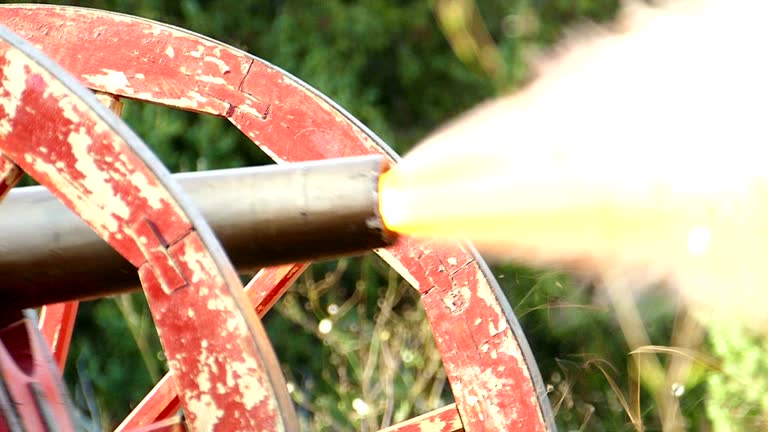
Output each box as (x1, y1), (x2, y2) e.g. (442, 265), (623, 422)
(386, 0), (768, 329)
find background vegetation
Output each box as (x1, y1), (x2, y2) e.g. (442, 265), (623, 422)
(26, 0), (767, 430)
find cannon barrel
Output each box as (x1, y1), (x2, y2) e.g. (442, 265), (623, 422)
(0, 155), (396, 309)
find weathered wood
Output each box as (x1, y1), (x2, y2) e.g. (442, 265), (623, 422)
(379, 404), (463, 432)
(0, 5), (385, 162)
(37, 92), (126, 373)
(0, 26), (296, 431)
(245, 263), (308, 316)
(378, 240), (549, 431)
(0, 5), (554, 431)
(116, 264), (306, 430)
(0, 35), (71, 432)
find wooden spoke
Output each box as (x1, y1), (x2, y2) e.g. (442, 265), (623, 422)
(379, 404), (463, 432)
(37, 301), (79, 370)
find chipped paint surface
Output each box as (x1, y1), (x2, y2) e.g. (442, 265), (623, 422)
(245, 264), (308, 315)
(0, 5), (551, 431)
(184, 393), (223, 430)
(0, 5), (265, 118)
(0, 30), (294, 431)
(118, 264), (305, 430)
(0, 46), (189, 262)
(230, 356), (269, 409)
(0, 5), (379, 163)
(382, 238), (549, 432)
(0, 49), (26, 137)
(142, 233), (290, 431)
(82, 69), (132, 94)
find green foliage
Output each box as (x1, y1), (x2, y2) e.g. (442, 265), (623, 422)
(65, 295), (165, 428)
(121, 101), (270, 171)
(706, 323), (768, 431)
(497, 265), (678, 431)
(267, 257), (451, 430)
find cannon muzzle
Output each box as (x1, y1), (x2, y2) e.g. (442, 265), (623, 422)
(0, 155), (396, 309)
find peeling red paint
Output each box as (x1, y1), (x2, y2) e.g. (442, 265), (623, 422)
(0, 32), (295, 431)
(0, 5), (552, 431)
(117, 264), (306, 430)
(380, 238), (548, 432)
(0, 46), (191, 266)
(0, 5), (266, 117)
(0, 5), (382, 163)
(35, 91), (123, 391)
(129, 218), (189, 294)
(245, 263), (308, 316)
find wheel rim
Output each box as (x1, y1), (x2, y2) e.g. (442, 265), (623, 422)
(0, 24), (296, 431)
(0, 5), (555, 431)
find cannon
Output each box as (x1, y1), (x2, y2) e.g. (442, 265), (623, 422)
(0, 5), (554, 432)
(1, 156), (395, 310)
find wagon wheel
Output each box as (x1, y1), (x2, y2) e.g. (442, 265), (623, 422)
(0, 23), (295, 432)
(0, 5), (555, 432)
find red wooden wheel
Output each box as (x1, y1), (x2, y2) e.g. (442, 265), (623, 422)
(0, 23), (294, 432)
(0, 5), (555, 432)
